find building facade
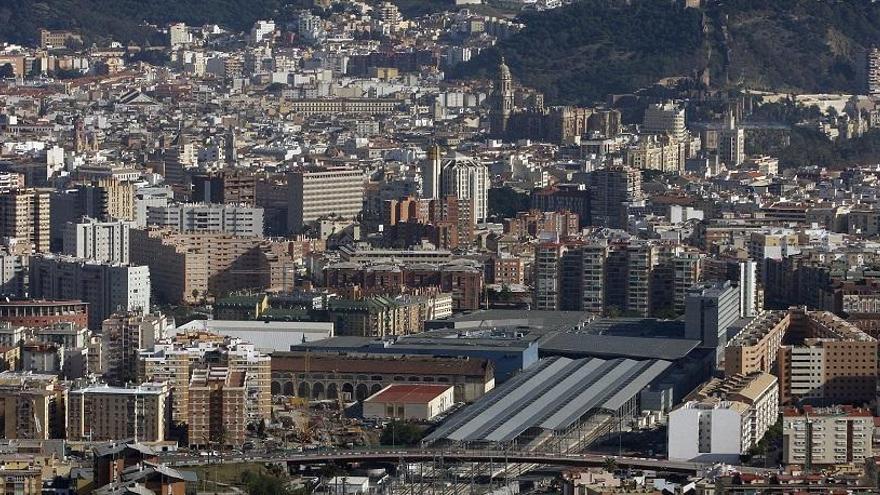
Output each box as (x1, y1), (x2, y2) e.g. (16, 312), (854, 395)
(187, 367), (247, 448)
(62, 217), (133, 264)
(29, 256), (150, 329)
(146, 203), (264, 237)
(67, 383), (169, 442)
(287, 167), (364, 233)
(782, 406), (873, 467)
(0, 189), (51, 253)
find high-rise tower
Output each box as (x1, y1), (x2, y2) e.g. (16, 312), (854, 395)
(491, 57), (514, 137)
(421, 142), (442, 200)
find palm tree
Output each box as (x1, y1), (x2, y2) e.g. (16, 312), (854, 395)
(603, 457), (618, 473)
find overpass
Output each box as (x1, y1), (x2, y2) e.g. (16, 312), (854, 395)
(162, 448), (770, 475)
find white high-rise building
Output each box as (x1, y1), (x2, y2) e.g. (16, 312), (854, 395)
(868, 47), (880, 96)
(0, 250), (27, 295)
(668, 372), (778, 463)
(739, 260), (758, 318)
(134, 186), (172, 228)
(250, 20), (275, 43)
(62, 217), (133, 264)
(146, 203), (264, 237)
(643, 102), (687, 141)
(718, 113), (745, 167)
(440, 153), (489, 223)
(377, 2), (402, 31)
(168, 23), (190, 47)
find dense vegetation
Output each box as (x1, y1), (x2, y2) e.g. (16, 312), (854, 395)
(720, 0), (880, 94)
(379, 421), (424, 446)
(0, 0), (303, 44)
(0, 0), (452, 45)
(452, 0), (880, 105)
(239, 470), (309, 495)
(780, 128), (880, 170)
(450, 0), (704, 104)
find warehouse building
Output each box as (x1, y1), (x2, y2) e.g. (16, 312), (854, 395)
(363, 384), (454, 421)
(296, 326), (537, 382)
(271, 351), (494, 403)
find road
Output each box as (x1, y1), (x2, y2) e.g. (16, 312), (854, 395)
(162, 448), (775, 476)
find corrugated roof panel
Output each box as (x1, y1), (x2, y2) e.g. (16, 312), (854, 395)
(424, 357), (556, 442)
(483, 358), (605, 442)
(446, 357), (573, 441)
(539, 359), (641, 431)
(601, 360), (671, 412)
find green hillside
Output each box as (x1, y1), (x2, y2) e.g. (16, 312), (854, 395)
(0, 0), (448, 45)
(0, 0), (291, 44)
(452, 0), (880, 105)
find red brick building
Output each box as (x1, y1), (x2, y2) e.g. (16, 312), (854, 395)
(0, 300), (88, 328)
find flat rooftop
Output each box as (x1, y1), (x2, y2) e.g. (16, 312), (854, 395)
(540, 333), (699, 361)
(426, 309), (595, 335)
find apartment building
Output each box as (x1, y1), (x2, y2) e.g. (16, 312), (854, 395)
(191, 170), (256, 206)
(130, 228), (298, 304)
(287, 166), (365, 233)
(668, 372), (778, 463)
(0, 372), (65, 440)
(777, 310), (877, 405)
(530, 184), (591, 228)
(0, 249), (28, 296)
(533, 243), (566, 310)
(588, 166), (643, 229)
(725, 308), (878, 405)
(440, 155), (489, 223)
(626, 243), (659, 317)
(581, 243), (608, 314)
(782, 406), (873, 467)
(67, 382), (169, 442)
(324, 259), (482, 312)
(625, 134), (688, 173)
(685, 281), (740, 366)
(39, 29), (82, 49)
(869, 47), (880, 96)
(642, 102), (687, 140)
(29, 256), (150, 329)
(282, 98), (405, 117)
(0, 299), (89, 329)
(102, 311), (171, 386)
(533, 239), (702, 317)
(486, 255), (524, 286)
(188, 367), (247, 448)
(725, 310), (788, 377)
(146, 203), (264, 237)
(139, 333), (271, 425)
(667, 401), (751, 463)
(718, 114), (746, 167)
(62, 217), (133, 264)
(0, 189), (51, 253)
(672, 253), (704, 313)
(73, 178), (137, 221)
